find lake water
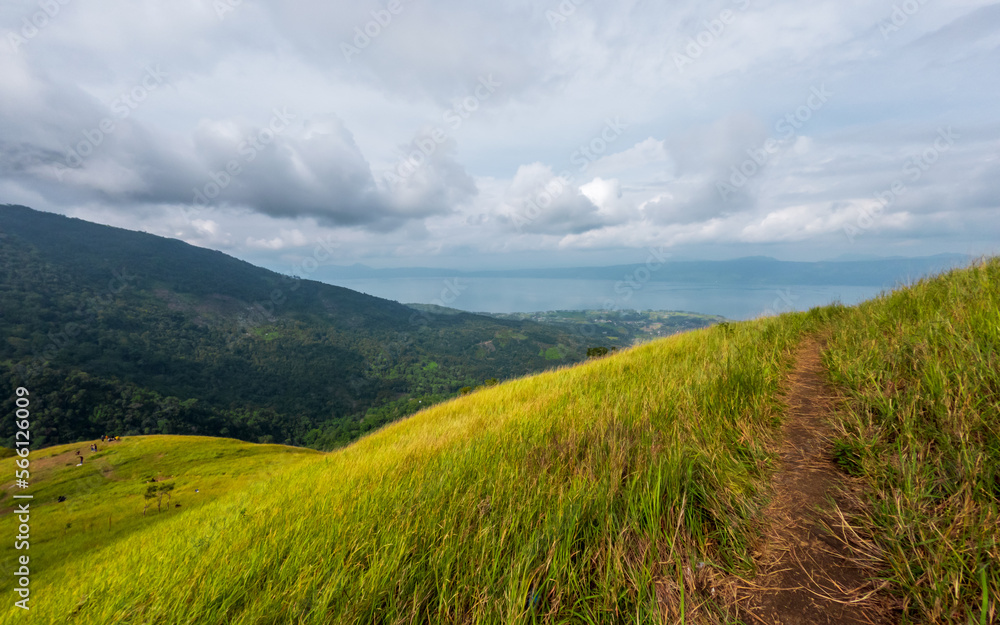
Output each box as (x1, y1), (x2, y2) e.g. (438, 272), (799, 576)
(328, 277), (888, 321)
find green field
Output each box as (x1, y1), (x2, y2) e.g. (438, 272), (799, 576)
(0, 436), (319, 583)
(1, 259), (997, 624)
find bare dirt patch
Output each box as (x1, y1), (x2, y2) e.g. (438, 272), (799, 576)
(738, 339), (892, 625)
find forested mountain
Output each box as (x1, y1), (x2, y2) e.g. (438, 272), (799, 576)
(0, 205), (624, 449)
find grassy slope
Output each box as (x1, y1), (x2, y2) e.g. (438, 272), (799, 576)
(0, 437), (319, 603)
(3, 259), (996, 624)
(2, 312), (819, 624)
(823, 258), (999, 623)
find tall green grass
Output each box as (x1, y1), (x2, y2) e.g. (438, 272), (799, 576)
(823, 258), (999, 624)
(5, 314), (817, 624)
(10, 260), (997, 624)
(0, 436), (318, 598)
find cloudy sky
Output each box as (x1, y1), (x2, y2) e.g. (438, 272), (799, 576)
(1, 0), (998, 273)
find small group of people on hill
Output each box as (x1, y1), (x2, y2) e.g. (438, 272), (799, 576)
(71, 436), (122, 467)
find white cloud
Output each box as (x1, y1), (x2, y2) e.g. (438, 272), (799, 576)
(247, 229), (309, 250)
(0, 0), (997, 265)
(579, 177), (620, 210)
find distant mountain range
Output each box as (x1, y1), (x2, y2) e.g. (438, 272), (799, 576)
(315, 254), (972, 287)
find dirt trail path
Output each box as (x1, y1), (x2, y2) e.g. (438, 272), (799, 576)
(740, 339), (888, 625)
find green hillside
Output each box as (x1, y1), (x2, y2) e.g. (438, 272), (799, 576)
(1, 259), (997, 623)
(2, 205), (710, 451)
(0, 436), (318, 583)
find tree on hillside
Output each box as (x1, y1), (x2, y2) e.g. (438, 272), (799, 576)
(587, 347), (610, 358)
(157, 483), (175, 512)
(143, 485), (157, 515)
(143, 482), (175, 515)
